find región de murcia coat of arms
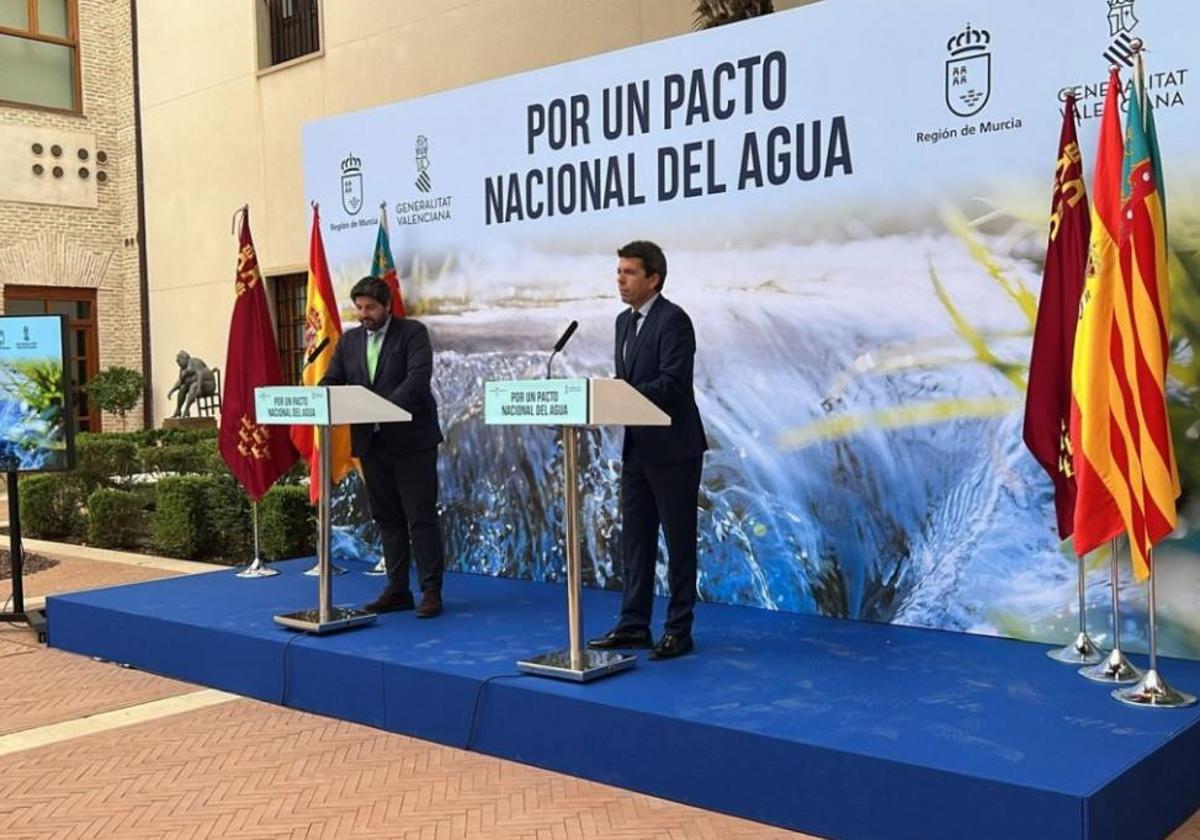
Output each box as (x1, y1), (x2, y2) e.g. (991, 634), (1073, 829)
(945, 23), (992, 118)
(341, 153), (363, 215)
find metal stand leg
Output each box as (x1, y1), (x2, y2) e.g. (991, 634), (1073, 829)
(236, 501), (279, 578)
(1080, 538), (1142, 684)
(275, 424), (374, 633)
(518, 425), (636, 682)
(1047, 551), (1101, 664)
(1113, 549), (1196, 708)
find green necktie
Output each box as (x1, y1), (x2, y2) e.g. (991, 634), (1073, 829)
(366, 331), (382, 382)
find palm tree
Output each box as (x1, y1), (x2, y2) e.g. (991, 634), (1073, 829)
(693, 0), (775, 30)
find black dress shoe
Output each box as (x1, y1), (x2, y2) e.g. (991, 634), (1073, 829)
(414, 591), (442, 618)
(649, 633), (694, 660)
(587, 627), (653, 650)
(364, 590), (414, 614)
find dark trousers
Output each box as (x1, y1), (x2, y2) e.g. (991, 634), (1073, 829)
(361, 444), (445, 596)
(617, 454), (703, 636)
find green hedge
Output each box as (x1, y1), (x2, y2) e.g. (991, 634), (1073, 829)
(18, 473), (85, 538)
(152, 475), (213, 559)
(74, 434), (139, 487)
(205, 474), (252, 560)
(140, 442), (213, 475)
(85, 487), (145, 549)
(258, 484), (316, 561)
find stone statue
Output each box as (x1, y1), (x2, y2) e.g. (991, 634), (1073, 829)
(167, 351), (218, 418)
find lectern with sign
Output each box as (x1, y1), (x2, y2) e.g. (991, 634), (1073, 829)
(485, 377), (669, 681)
(255, 384), (411, 633)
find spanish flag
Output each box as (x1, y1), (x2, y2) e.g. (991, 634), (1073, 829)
(290, 205), (354, 504)
(1070, 69), (1129, 561)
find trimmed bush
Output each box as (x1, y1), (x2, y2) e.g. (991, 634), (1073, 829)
(18, 473), (85, 539)
(74, 434), (139, 487)
(140, 442), (213, 475)
(86, 487), (146, 548)
(152, 475), (213, 559)
(258, 484), (316, 561)
(205, 474), (252, 561)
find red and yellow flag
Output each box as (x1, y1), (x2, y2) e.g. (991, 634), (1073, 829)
(1070, 65), (1180, 579)
(290, 205), (353, 504)
(1115, 60), (1179, 577)
(1070, 69), (1128, 559)
(372, 209), (406, 317)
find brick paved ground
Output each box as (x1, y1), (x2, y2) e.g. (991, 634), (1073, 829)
(0, 545), (1197, 839)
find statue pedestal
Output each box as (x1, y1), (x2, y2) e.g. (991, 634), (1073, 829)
(162, 416), (216, 431)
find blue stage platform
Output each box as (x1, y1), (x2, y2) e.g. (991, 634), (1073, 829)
(46, 560), (1200, 840)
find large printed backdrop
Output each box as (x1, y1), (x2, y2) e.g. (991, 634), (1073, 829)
(304, 0), (1200, 657)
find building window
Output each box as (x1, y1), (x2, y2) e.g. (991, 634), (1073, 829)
(258, 0), (320, 69)
(0, 0), (80, 112)
(3, 285), (99, 433)
(272, 272), (307, 385)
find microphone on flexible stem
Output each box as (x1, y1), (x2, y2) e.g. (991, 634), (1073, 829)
(304, 336), (330, 368)
(545, 320), (578, 379)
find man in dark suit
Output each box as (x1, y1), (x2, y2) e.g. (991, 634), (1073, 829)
(588, 241), (707, 659)
(320, 276), (445, 617)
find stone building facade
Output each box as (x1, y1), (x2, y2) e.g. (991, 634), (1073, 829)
(0, 0), (146, 432)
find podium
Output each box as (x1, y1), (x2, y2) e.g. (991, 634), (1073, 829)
(484, 377), (669, 681)
(254, 385), (411, 634)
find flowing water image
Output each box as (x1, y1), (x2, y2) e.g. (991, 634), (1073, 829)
(327, 212), (1200, 658)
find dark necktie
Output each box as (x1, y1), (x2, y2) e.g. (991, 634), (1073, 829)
(623, 311), (642, 374)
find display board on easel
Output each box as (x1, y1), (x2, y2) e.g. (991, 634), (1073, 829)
(0, 313), (75, 637)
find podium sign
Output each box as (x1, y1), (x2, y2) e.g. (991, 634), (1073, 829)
(485, 379), (588, 425)
(254, 386), (330, 425)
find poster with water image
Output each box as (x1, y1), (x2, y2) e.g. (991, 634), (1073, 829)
(303, 0), (1200, 657)
(0, 315), (74, 472)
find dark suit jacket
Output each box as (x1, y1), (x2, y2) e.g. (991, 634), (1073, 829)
(319, 317), (443, 458)
(615, 296), (707, 466)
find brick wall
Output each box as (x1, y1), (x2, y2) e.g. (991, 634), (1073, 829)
(0, 0), (145, 431)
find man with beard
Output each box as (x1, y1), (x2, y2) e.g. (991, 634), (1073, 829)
(320, 276), (445, 617)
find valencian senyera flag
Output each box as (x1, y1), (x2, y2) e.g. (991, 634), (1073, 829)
(1024, 93), (1090, 540)
(1071, 64), (1180, 580)
(372, 210), (407, 317)
(218, 208), (299, 500)
(1116, 57), (1180, 577)
(290, 204), (354, 504)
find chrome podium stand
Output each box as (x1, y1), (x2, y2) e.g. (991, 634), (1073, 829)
(485, 377), (669, 683)
(256, 384), (410, 635)
(275, 422), (375, 633)
(517, 425), (635, 682)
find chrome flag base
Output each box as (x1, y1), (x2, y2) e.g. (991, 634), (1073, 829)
(1047, 632), (1103, 665)
(1079, 648), (1142, 685)
(364, 557), (388, 576)
(235, 557), (279, 579)
(1113, 669), (1198, 708)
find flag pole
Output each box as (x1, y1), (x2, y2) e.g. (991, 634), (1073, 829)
(1114, 549), (1197, 707)
(1080, 537), (1141, 683)
(236, 499), (278, 578)
(1110, 41), (1195, 708)
(1047, 550), (1101, 664)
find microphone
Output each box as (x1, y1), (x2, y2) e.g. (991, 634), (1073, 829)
(546, 320), (579, 379)
(305, 336), (330, 367)
(553, 320), (578, 353)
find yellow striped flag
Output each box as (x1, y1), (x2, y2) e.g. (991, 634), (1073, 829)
(1070, 64), (1180, 580)
(290, 205), (354, 504)
(1115, 58), (1180, 577)
(1070, 68), (1130, 562)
